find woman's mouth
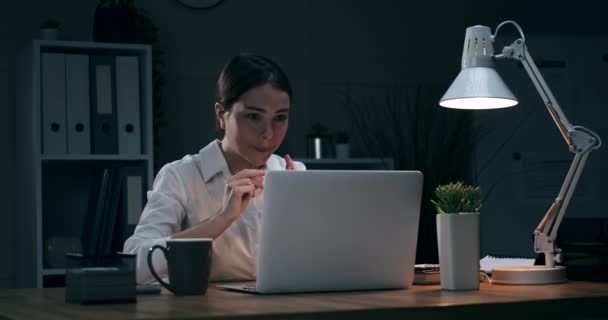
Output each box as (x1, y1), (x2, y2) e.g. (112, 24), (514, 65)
(253, 147), (272, 153)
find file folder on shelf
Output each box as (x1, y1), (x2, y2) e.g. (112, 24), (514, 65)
(121, 166), (145, 238)
(81, 166), (144, 257)
(66, 54), (91, 154)
(98, 168), (123, 257)
(41, 52), (67, 154)
(90, 55), (118, 154)
(108, 166), (145, 253)
(82, 168), (113, 257)
(115, 56), (142, 155)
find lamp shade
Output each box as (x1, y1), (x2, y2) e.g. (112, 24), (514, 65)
(439, 25), (518, 110)
(439, 67), (518, 109)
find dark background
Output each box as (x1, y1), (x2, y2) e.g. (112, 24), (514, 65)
(1, 0), (607, 287)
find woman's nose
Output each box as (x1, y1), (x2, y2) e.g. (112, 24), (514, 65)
(260, 120), (274, 140)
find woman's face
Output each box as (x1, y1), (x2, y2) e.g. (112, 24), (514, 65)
(218, 83), (290, 167)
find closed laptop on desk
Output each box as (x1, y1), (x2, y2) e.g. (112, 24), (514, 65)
(220, 170), (423, 294)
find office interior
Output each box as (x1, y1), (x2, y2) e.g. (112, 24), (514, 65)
(1, 0), (607, 289)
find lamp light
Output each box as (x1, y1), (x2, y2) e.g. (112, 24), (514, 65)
(440, 21), (602, 284)
(440, 25), (518, 110)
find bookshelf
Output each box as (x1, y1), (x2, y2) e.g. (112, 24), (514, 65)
(15, 40), (154, 288)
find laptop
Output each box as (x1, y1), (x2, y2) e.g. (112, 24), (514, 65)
(217, 170), (423, 294)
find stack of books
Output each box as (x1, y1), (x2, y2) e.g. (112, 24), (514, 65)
(81, 166), (144, 257)
(414, 264), (440, 285)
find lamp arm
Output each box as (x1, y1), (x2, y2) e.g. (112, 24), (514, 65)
(502, 40), (575, 145)
(534, 152), (591, 267)
(498, 38), (602, 267)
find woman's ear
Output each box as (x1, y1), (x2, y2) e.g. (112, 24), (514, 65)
(215, 102), (226, 130)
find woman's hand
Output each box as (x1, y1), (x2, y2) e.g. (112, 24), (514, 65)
(221, 169), (265, 221)
(172, 169), (264, 240)
(285, 154), (296, 170)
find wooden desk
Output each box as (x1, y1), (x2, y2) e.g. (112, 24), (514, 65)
(1, 282), (608, 319)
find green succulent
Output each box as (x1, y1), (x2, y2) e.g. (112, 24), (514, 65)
(430, 182), (481, 214)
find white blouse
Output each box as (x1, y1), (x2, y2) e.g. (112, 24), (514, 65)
(123, 140), (305, 284)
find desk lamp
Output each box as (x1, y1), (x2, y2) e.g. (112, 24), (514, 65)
(439, 21), (602, 284)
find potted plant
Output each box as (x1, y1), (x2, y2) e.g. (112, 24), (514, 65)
(334, 131), (350, 159)
(40, 19), (61, 40)
(93, 0), (137, 43)
(306, 122), (333, 159)
(431, 182), (481, 290)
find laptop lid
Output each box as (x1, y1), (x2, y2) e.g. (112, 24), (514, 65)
(256, 170), (423, 294)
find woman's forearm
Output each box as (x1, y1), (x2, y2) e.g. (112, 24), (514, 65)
(171, 210), (236, 239)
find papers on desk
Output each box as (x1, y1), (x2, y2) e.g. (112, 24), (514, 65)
(413, 256), (535, 285)
(480, 255), (535, 273)
(413, 264), (440, 285)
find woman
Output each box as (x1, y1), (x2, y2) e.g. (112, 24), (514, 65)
(124, 53), (305, 284)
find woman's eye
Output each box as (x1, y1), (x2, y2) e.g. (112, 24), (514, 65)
(275, 114), (288, 121)
(246, 113), (261, 121)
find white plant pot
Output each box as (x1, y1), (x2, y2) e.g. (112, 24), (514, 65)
(436, 212), (480, 290)
(335, 143), (350, 159)
(41, 28), (60, 40)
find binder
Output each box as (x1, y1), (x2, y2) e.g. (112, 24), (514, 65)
(121, 166), (145, 238)
(98, 168), (122, 256)
(107, 166), (145, 251)
(65, 54), (91, 154)
(41, 53), (67, 154)
(90, 55), (118, 154)
(82, 168), (113, 256)
(115, 56), (142, 154)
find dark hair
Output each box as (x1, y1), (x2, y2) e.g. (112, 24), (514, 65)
(216, 53), (292, 110)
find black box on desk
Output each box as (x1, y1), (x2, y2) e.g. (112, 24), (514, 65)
(557, 218), (608, 282)
(65, 253), (136, 304)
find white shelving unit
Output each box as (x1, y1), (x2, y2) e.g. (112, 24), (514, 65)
(15, 40), (154, 288)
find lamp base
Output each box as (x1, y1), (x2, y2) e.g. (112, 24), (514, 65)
(492, 265), (567, 285)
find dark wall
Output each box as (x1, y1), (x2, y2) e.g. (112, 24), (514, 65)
(1, 0), (607, 287)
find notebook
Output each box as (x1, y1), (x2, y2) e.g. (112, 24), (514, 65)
(217, 170), (424, 294)
(480, 255), (535, 273)
(414, 264), (440, 285)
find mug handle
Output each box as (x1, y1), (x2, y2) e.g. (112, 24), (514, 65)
(147, 245), (174, 292)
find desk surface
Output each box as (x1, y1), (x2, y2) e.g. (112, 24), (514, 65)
(1, 281), (608, 320)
